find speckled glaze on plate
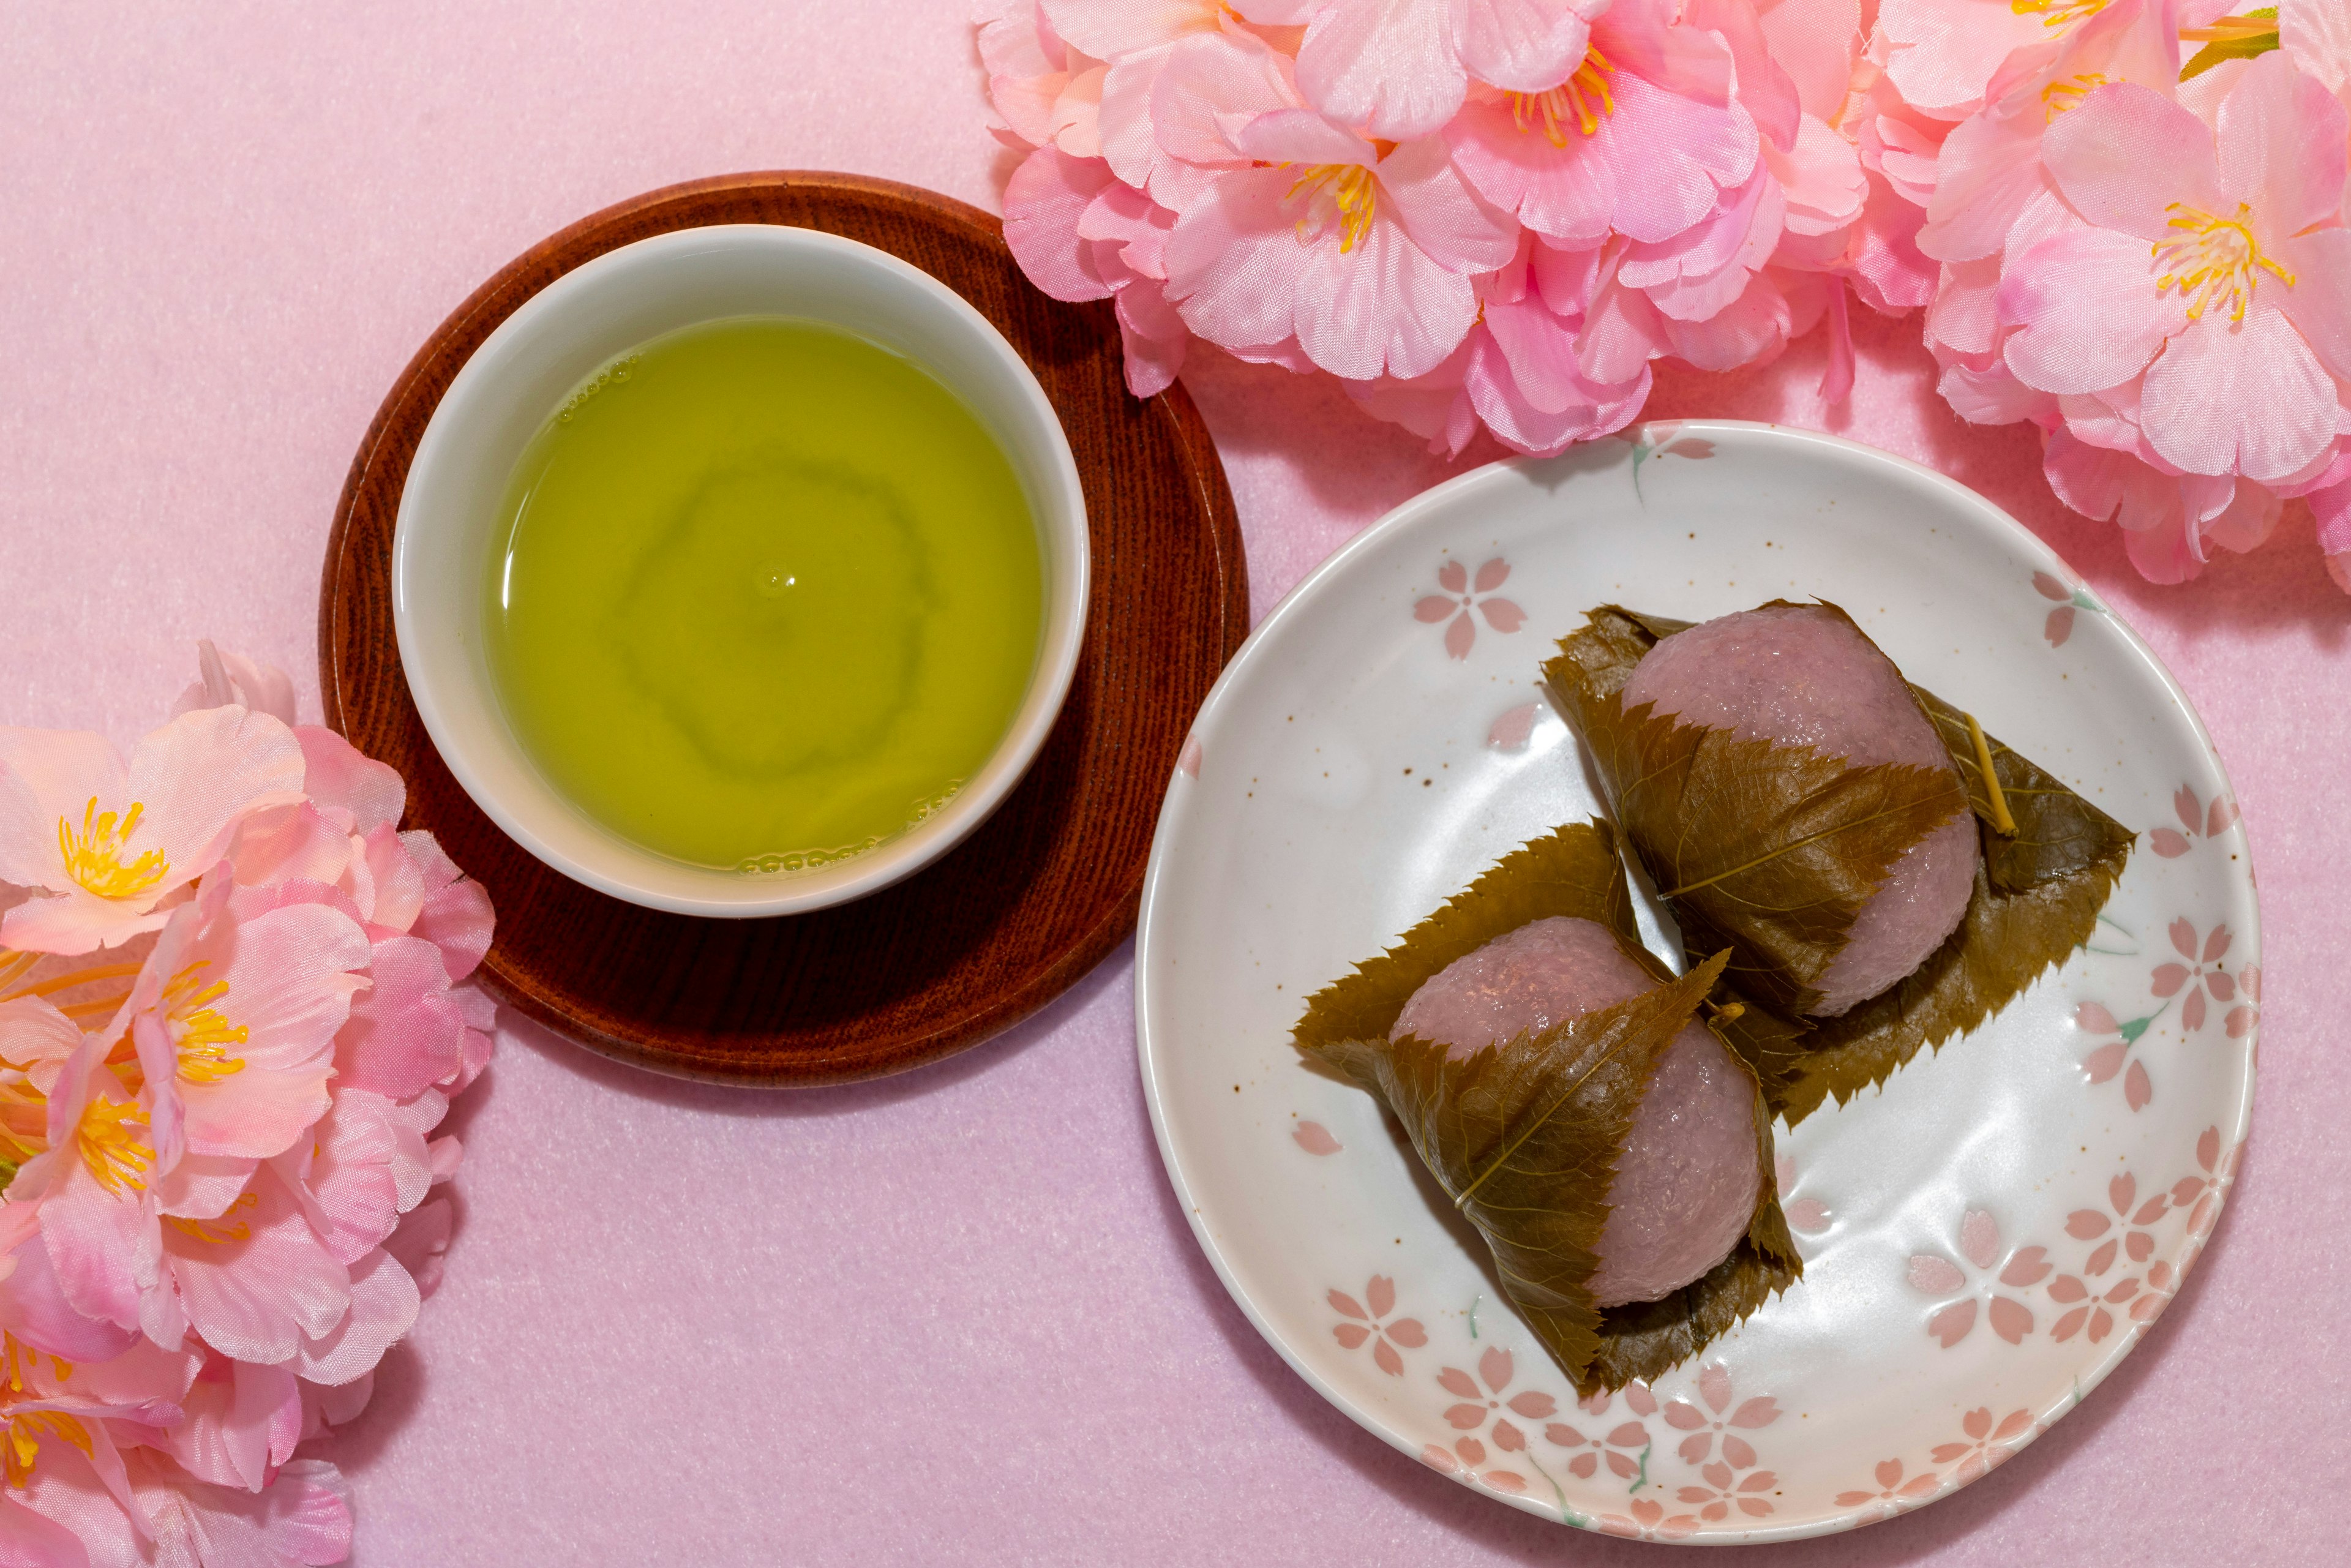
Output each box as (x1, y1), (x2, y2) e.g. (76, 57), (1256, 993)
(1136, 422), (2257, 1543)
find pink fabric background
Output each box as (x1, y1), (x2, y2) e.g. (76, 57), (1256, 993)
(1, 4), (2340, 1561)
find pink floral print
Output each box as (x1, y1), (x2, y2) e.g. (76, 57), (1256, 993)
(1420, 1435), (1528, 1494)
(1908, 1209), (2048, 1348)
(1329, 1275), (1427, 1375)
(1929, 1406), (2034, 1486)
(1545, 1382), (1654, 1481)
(1292, 1120), (1343, 1156)
(1595, 1498), (1700, 1541)
(2151, 919), (2237, 1032)
(2149, 783), (2241, 858)
(1775, 1155), (1831, 1236)
(2075, 1000), (2157, 1113)
(2031, 571), (2106, 648)
(2049, 1174), (2170, 1344)
(1834, 1458), (1941, 1521)
(1414, 557), (1525, 659)
(2226, 966), (2260, 1043)
(1660, 1365), (1778, 1467)
(1439, 1348), (1557, 1454)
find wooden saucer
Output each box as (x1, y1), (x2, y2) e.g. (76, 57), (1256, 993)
(318, 172), (1248, 1086)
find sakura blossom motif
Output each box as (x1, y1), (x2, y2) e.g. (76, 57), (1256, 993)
(2031, 570), (2108, 648)
(1485, 702), (1543, 751)
(1595, 1497), (1701, 1540)
(1413, 558), (1526, 659)
(2225, 966), (2260, 1041)
(1420, 1433), (1530, 1495)
(1629, 422), (1717, 500)
(1832, 1457), (1942, 1523)
(1929, 1405), (2036, 1486)
(2151, 918), (2237, 1032)
(1543, 1381), (1654, 1481)
(1774, 1155), (1831, 1236)
(2169, 1123), (2243, 1286)
(1439, 1347), (1558, 1454)
(1291, 1119), (1342, 1155)
(2150, 782), (2242, 857)
(2076, 1000), (2160, 1112)
(1907, 1209), (2048, 1348)
(1329, 1275), (1427, 1375)
(2049, 1172), (2172, 1343)
(1660, 1364), (1778, 1468)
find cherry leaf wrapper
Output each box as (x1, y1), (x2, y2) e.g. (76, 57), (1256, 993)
(1292, 822), (1798, 1395)
(1545, 606), (2133, 1125)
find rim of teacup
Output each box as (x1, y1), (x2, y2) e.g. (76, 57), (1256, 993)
(391, 223), (1090, 917)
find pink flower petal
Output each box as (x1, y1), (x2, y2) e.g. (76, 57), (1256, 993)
(1333, 1323), (1372, 1349)
(1624, 1384), (1658, 1417)
(1445, 1403), (1488, 1430)
(1328, 1289), (1367, 1320)
(1907, 1255), (1966, 1296)
(2000, 226), (2177, 396)
(1678, 1433), (1712, 1465)
(1294, 0), (1467, 141)
(1003, 148), (1118, 303)
(1569, 1452), (1598, 1478)
(1437, 559), (1468, 593)
(1387, 1318), (1427, 1348)
(2001, 1247), (2052, 1288)
(1507, 1391), (1557, 1419)
(2125, 1060), (2153, 1111)
(1373, 1338), (1403, 1377)
(1663, 1401), (1706, 1431)
(2207, 798), (2239, 837)
(1960, 1209), (2002, 1271)
(1482, 1469), (1528, 1493)
(1491, 1418), (1526, 1452)
(1486, 702), (1541, 751)
(1478, 598), (1527, 633)
(1989, 1296), (2035, 1345)
(2150, 828), (2192, 858)
(2142, 306), (2336, 485)
(1444, 612), (1477, 660)
(1607, 1420), (1648, 1447)
(1605, 1450), (1638, 1479)
(2084, 1040), (2128, 1084)
(1438, 1367), (1480, 1400)
(1473, 557), (1510, 593)
(1728, 1395), (1779, 1428)
(2051, 1305), (2087, 1342)
(1414, 595), (1461, 623)
(1456, 1436), (1487, 1466)
(2184, 988), (2207, 1032)
(1479, 1346), (1515, 1395)
(1698, 1364), (1733, 1415)
(1292, 1120), (1341, 1155)
(2151, 963), (2189, 998)
(2045, 607), (2077, 648)
(2087, 1239), (2118, 1275)
(1927, 1300), (1977, 1348)
(1366, 1275), (1395, 1319)
(2033, 571), (2072, 602)
(1785, 1198), (1831, 1233)
(2044, 83), (2227, 241)
(1722, 1435), (1756, 1469)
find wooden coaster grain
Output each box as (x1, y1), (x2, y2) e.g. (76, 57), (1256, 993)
(318, 171), (1248, 1086)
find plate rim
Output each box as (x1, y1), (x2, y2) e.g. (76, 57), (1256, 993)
(1134, 419), (2259, 1542)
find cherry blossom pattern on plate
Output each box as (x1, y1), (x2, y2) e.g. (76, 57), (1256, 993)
(1775, 1155), (1831, 1237)
(1660, 1367), (1780, 1522)
(2152, 919), (2240, 1032)
(2031, 570), (2109, 648)
(1328, 1275), (1426, 1375)
(2170, 1125), (2243, 1278)
(1929, 1406), (2036, 1486)
(1595, 1499), (1702, 1542)
(1439, 1348), (1559, 1465)
(2049, 1174), (2172, 1345)
(1414, 558), (1525, 659)
(1421, 1435), (1530, 1496)
(2149, 782), (2241, 858)
(1630, 422), (1717, 501)
(2076, 1000), (2164, 1112)
(1292, 1119), (1343, 1155)
(1544, 1382), (1655, 1483)
(1907, 1209), (2049, 1348)
(1486, 702), (1543, 751)
(1833, 1458), (1943, 1525)
(2225, 966), (2260, 1045)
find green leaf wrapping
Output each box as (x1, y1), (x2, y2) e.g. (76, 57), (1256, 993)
(1293, 822), (1799, 1395)
(1544, 605), (2134, 1125)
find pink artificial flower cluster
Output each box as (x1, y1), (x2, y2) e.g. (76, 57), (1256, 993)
(0, 644), (492, 1566)
(1903, 0), (2351, 586)
(983, 0), (2351, 590)
(981, 0), (1927, 457)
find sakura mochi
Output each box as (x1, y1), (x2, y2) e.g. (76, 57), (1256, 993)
(1621, 603), (1977, 1015)
(1394, 916), (1761, 1307)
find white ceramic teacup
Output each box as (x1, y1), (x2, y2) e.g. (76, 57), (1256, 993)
(392, 225), (1090, 917)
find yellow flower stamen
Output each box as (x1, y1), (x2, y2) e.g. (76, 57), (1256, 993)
(1286, 163), (1379, 254)
(2153, 201), (2294, 323)
(75, 1093), (152, 1195)
(160, 961), (247, 1084)
(2009, 0), (2110, 29)
(0, 1335), (69, 1395)
(3, 1409), (91, 1488)
(162, 1191), (259, 1246)
(2040, 72), (2112, 119)
(1509, 48), (1618, 147)
(56, 798), (169, 902)
(2181, 13), (2282, 46)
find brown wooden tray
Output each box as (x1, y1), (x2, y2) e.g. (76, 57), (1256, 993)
(318, 171), (1248, 1086)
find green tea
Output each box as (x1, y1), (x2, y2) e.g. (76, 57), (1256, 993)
(485, 316), (1043, 872)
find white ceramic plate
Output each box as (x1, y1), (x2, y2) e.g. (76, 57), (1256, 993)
(1136, 423), (2257, 1544)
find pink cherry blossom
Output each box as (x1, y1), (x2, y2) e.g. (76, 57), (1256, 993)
(1907, 1207), (2048, 1346)
(1288, 0), (1611, 141)
(2049, 1171), (2170, 1342)
(2151, 917), (2236, 1032)
(0, 711), (306, 955)
(1447, 0), (1758, 249)
(1543, 1384), (1652, 1480)
(2075, 999), (2156, 1111)
(1437, 1346), (1559, 1458)
(1930, 1405), (2036, 1486)
(1413, 557), (1527, 657)
(1878, 0), (2195, 121)
(1325, 1275), (1427, 1375)
(1164, 105), (1518, 379)
(1834, 1455), (1942, 1520)
(1595, 1496), (1701, 1539)
(1659, 1363), (1778, 1466)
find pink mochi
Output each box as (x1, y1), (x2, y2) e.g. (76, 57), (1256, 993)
(1393, 917), (1761, 1308)
(1621, 604), (1976, 1016)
